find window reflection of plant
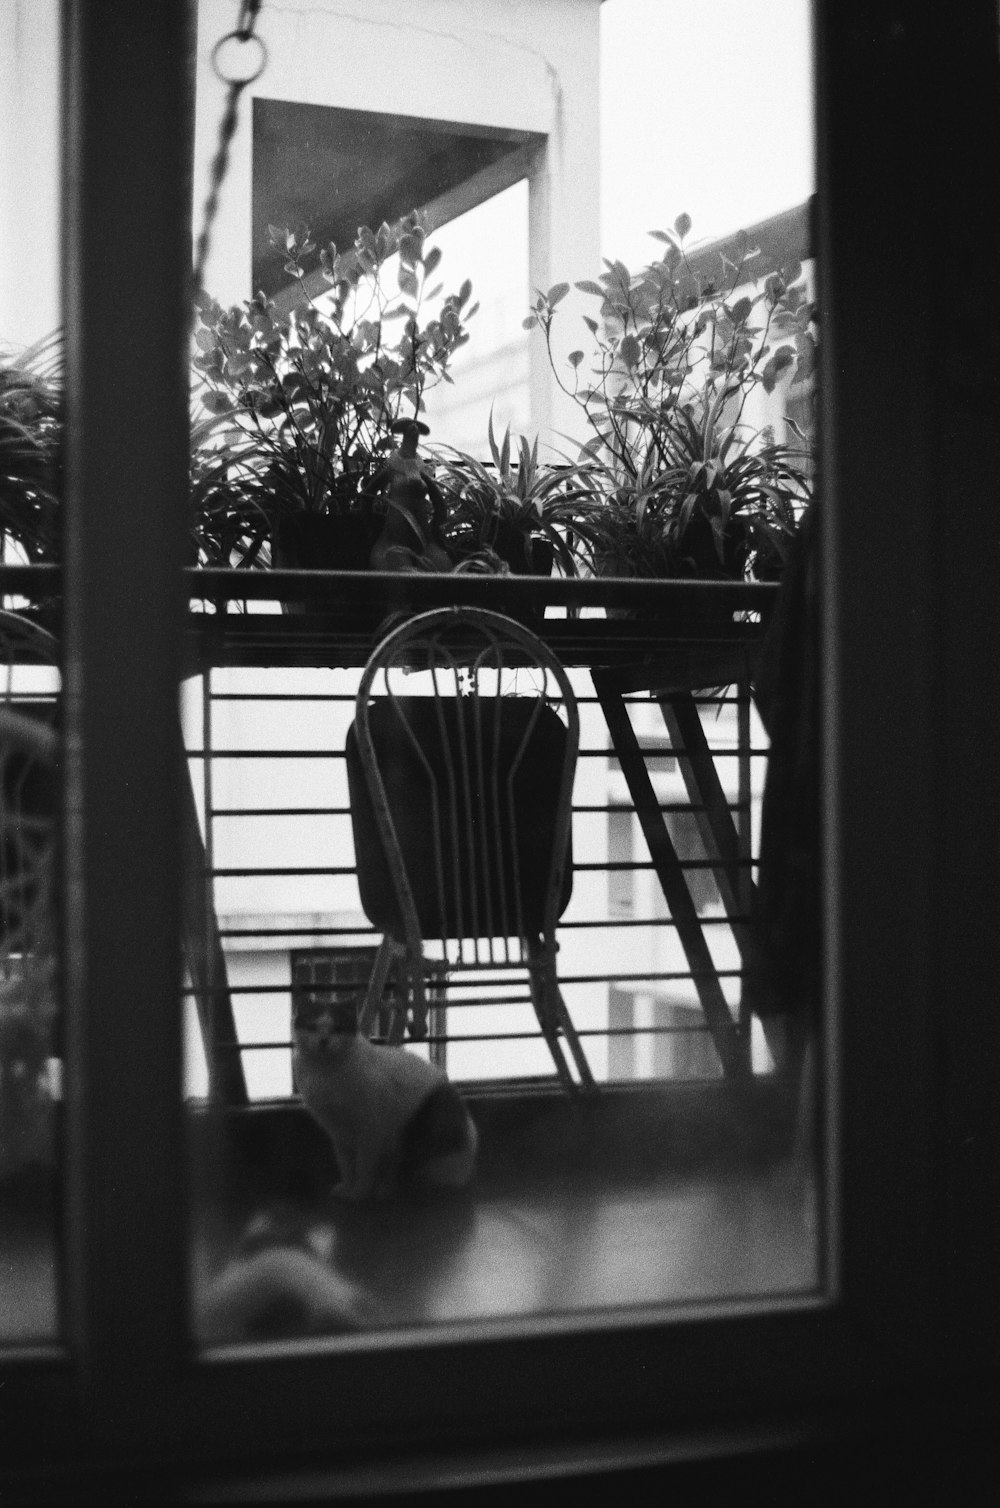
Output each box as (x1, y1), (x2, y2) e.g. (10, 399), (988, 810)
(0, 334), (62, 565)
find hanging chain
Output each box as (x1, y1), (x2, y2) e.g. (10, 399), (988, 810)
(191, 0), (267, 299)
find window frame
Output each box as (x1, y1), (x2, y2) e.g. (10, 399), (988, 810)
(3, 0), (999, 1485)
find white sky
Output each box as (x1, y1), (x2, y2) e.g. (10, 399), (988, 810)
(600, 0), (814, 266)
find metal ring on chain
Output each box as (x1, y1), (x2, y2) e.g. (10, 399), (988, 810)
(211, 29), (267, 86)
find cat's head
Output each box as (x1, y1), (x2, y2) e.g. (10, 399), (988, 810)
(292, 995), (359, 1056)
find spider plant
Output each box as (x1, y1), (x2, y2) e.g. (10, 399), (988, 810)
(188, 413), (279, 569)
(433, 412), (596, 578)
(572, 403), (812, 583)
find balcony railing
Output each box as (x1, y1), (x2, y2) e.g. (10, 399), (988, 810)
(179, 570), (776, 1101)
(0, 564), (777, 1105)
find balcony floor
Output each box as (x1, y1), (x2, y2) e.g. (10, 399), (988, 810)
(194, 1078), (819, 1342)
(1, 1079), (818, 1347)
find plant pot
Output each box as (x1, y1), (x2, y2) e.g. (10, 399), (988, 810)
(492, 522), (554, 578)
(345, 695), (573, 942)
(449, 524), (555, 630)
(274, 512), (381, 573)
(273, 512), (382, 626)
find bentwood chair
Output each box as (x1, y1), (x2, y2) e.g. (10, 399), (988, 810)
(345, 607), (594, 1093)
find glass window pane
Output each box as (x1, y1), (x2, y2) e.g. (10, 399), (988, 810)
(186, 0), (820, 1348)
(0, 0), (61, 1345)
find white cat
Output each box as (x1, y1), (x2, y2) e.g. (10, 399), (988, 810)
(293, 1001), (478, 1201)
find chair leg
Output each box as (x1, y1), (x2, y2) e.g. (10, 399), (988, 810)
(358, 936), (402, 1039)
(529, 976), (578, 1094)
(526, 939), (596, 1094)
(405, 964), (430, 1043)
(553, 988), (596, 1092)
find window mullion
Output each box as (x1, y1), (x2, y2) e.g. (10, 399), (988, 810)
(60, 0), (194, 1448)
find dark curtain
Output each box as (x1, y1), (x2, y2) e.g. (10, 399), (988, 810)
(743, 503), (821, 1023)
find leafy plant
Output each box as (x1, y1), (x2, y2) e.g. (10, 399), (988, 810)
(523, 214), (816, 581)
(0, 334), (62, 564)
(187, 413), (277, 568)
(433, 412), (595, 577)
(191, 215), (478, 534)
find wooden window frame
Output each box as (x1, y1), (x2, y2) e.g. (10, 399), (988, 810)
(2, 0), (999, 1488)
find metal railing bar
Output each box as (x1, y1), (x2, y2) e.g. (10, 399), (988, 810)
(204, 856), (754, 879)
(204, 798), (752, 819)
(603, 748), (769, 762)
(205, 912), (753, 942)
(200, 688), (749, 709)
(575, 856), (754, 873)
(185, 749), (342, 760)
(210, 807), (354, 818)
(182, 966), (742, 1004)
(208, 693), (358, 703)
(209, 865), (359, 877)
(227, 1020), (717, 1053)
(576, 800), (751, 814)
(185, 744), (769, 761)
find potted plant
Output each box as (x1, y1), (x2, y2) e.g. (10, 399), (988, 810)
(191, 214), (478, 590)
(0, 336), (275, 576)
(523, 214), (816, 614)
(188, 410), (277, 569)
(433, 411), (594, 581)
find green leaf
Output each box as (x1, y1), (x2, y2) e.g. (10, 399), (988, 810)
(546, 282), (570, 306)
(761, 345), (796, 393)
(458, 279), (473, 307)
(673, 212), (692, 240)
(568, 350), (584, 368)
(575, 280), (606, 298)
(397, 266), (419, 299)
(201, 391), (234, 415)
(619, 334), (641, 368)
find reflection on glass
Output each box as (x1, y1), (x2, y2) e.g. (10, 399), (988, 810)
(0, 0), (61, 1346)
(187, 0), (819, 1345)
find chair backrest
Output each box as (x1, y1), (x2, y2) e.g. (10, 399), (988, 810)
(346, 607), (580, 967)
